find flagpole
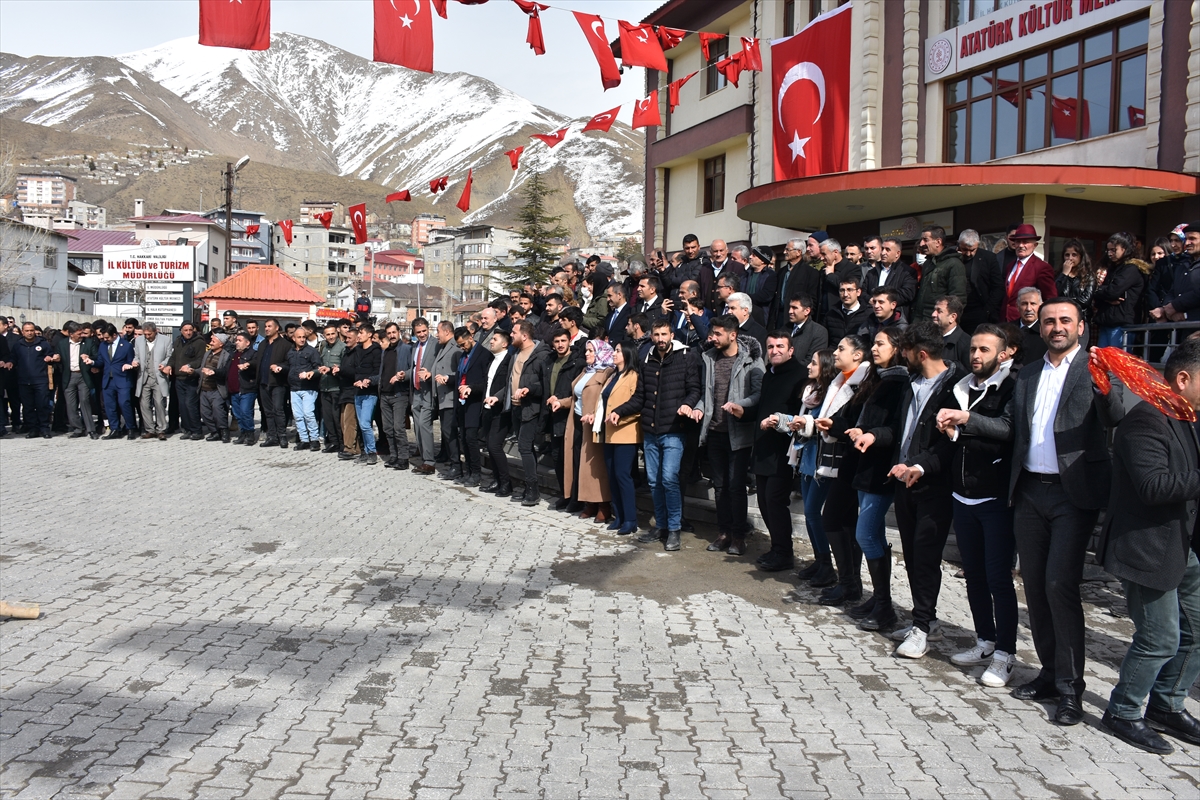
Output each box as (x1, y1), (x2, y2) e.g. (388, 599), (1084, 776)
(368, 247), (375, 321)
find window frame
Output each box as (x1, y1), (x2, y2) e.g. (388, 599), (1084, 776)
(702, 154), (726, 214)
(703, 35), (729, 96)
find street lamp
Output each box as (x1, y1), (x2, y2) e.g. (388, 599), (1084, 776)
(223, 156), (250, 279)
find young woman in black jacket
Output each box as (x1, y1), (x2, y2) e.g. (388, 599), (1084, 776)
(1092, 231), (1153, 349)
(842, 328), (909, 631)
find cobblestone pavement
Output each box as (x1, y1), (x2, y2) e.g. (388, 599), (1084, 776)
(1, 435), (1198, 800)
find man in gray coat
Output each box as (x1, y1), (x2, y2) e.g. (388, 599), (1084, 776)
(960, 297), (1125, 726)
(134, 322), (173, 439)
(408, 317), (439, 474)
(431, 320), (462, 478)
(1098, 339), (1200, 754)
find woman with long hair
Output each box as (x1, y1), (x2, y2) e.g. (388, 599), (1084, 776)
(811, 335), (873, 606)
(775, 348), (838, 586)
(1093, 231), (1153, 349)
(601, 342), (641, 535)
(842, 328), (909, 631)
(564, 340), (614, 522)
(1149, 236), (1171, 264)
(1054, 238), (1096, 317)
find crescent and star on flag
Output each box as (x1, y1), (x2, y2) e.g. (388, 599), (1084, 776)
(777, 62), (825, 162)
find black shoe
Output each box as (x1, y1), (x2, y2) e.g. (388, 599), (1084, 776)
(338, 451), (357, 460)
(521, 487), (540, 507)
(664, 530), (681, 551)
(104, 430), (123, 440)
(43, 432), (53, 439)
(69, 431), (86, 439)
(294, 441), (309, 450)
(795, 561), (821, 580)
(817, 584), (847, 606)
(280, 439), (289, 449)
(637, 528), (665, 544)
(553, 497), (570, 511)
(495, 481), (513, 498)
(565, 500), (584, 514)
(847, 596), (877, 620)
(463, 472), (480, 487)
(245, 433), (258, 446)
(383, 456), (399, 468)
(395, 460), (409, 471)
(89, 432), (100, 440)
(757, 552), (794, 572)
(509, 488), (525, 502)
(442, 469), (464, 482)
(1054, 696), (1083, 726)
(708, 534), (732, 552)
(479, 478), (500, 493)
(808, 561), (838, 588)
(1145, 706), (1200, 746)
(680, 521), (694, 533)
(322, 444), (339, 453)
(261, 438), (279, 448)
(1011, 681), (1060, 702)
(1102, 712), (1173, 754)
(221, 432), (231, 443)
(233, 432), (246, 444)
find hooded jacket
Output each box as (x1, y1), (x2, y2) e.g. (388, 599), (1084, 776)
(698, 334), (765, 450)
(611, 339), (700, 437)
(1093, 258), (1152, 328)
(912, 249), (968, 321)
(947, 360), (1016, 500)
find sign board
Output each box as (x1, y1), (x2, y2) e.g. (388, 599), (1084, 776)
(145, 292), (184, 303)
(145, 282), (183, 293)
(102, 243), (196, 282)
(924, 0), (1150, 82)
(145, 315), (185, 327)
(880, 210), (954, 241)
(145, 304), (186, 315)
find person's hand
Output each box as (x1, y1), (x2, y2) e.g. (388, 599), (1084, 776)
(129, 359), (137, 368)
(332, 365), (340, 374)
(43, 355), (54, 363)
(936, 408), (969, 432)
(458, 385), (471, 398)
(846, 427), (863, 441)
(159, 363), (169, 374)
(581, 413), (595, 425)
(661, 298), (674, 314)
(788, 415), (808, 432)
(1149, 307), (1165, 321)
(81, 354), (94, 365)
(853, 432), (875, 453)
(814, 417), (833, 432)
(607, 412), (620, 426)
(549, 397), (561, 412)
(435, 374), (448, 385)
(398, 371), (406, 382)
(888, 464), (922, 488)
(390, 373), (401, 384)
(761, 414), (779, 430)
(515, 387), (529, 399)
(50, 354), (61, 362)
(318, 365), (330, 374)
(1169, 310), (1187, 322)
(201, 368), (214, 376)
(301, 371), (313, 380)
(122, 363), (136, 371)
(238, 363), (249, 371)
(723, 402), (744, 419)
(690, 408), (703, 422)
(180, 364), (194, 373)
(677, 404), (693, 418)
(418, 367), (431, 381)
(484, 396), (497, 408)
(354, 379), (367, 388)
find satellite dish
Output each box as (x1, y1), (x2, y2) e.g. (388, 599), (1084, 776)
(234, 155), (251, 172)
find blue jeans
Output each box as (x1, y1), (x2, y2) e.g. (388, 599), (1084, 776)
(1098, 326), (1125, 349)
(291, 390), (318, 442)
(798, 471), (830, 557)
(1108, 550), (1200, 719)
(354, 394), (378, 453)
(643, 432), (684, 531)
(604, 443), (638, 527)
(855, 491), (894, 560)
(232, 391), (257, 434)
(953, 497), (1018, 654)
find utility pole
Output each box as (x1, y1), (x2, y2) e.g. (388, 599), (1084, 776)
(223, 161), (233, 280)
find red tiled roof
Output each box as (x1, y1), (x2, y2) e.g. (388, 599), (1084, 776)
(197, 263), (323, 303)
(65, 229), (138, 253)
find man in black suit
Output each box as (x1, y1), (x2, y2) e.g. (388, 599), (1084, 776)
(601, 283), (633, 344)
(958, 229), (1004, 332)
(786, 295), (828, 368)
(932, 296), (972, 373)
(1015, 287), (1048, 366)
(864, 237), (918, 319)
(634, 275), (668, 322)
(699, 239), (746, 314)
(960, 297), (1125, 726)
(726, 293), (767, 349)
(452, 326), (495, 487)
(1099, 339), (1200, 754)
(825, 277), (870, 344)
(772, 237), (823, 329)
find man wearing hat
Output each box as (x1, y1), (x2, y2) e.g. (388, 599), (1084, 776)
(1001, 224), (1057, 322)
(743, 246), (778, 326)
(198, 332), (233, 442)
(1149, 221), (1200, 323)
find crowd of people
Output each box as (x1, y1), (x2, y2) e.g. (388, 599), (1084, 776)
(2, 220), (1198, 756)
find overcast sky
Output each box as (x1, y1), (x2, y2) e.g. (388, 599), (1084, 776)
(0, 0), (664, 119)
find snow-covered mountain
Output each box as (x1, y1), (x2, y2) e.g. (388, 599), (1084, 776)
(0, 33), (644, 240)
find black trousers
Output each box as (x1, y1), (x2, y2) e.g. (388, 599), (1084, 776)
(551, 434), (566, 495)
(379, 392), (410, 460)
(439, 406), (460, 465)
(1013, 473), (1098, 697)
(260, 385), (288, 442)
(569, 416), (584, 502)
(758, 467), (795, 558)
(483, 410), (510, 481)
(822, 474), (861, 590)
(167, 378), (179, 433)
(513, 412), (538, 487)
(708, 430), (752, 535)
(176, 380), (202, 435)
(3, 376), (21, 427)
(893, 483), (955, 634)
(460, 423), (482, 475)
(320, 390), (342, 449)
(18, 382), (50, 433)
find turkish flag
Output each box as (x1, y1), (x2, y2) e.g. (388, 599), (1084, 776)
(1128, 105), (1145, 128)
(631, 91), (661, 129)
(514, 0), (548, 56)
(430, 175), (449, 193)
(574, 12), (621, 90)
(349, 203), (368, 245)
(386, 190), (411, 202)
(772, 6), (851, 180)
(716, 52), (745, 88)
(531, 128), (568, 147)
(374, 0), (434, 73)
(432, 0), (447, 18)
(657, 26), (686, 50)
(505, 146), (523, 170)
(315, 210), (333, 230)
(245, 224), (260, 237)
(1051, 94), (1090, 140)
(199, 0), (271, 50)
(698, 32), (726, 62)
(455, 170), (473, 213)
(278, 219), (293, 245)
(740, 37), (762, 71)
(668, 71), (697, 112)
(619, 21), (667, 72)
(583, 106), (621, 133)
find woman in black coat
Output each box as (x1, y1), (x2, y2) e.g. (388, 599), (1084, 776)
(842, 328), (908, 631)
(1092, 231), (1152, 349)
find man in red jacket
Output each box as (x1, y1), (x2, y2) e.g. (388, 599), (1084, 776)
(1001, 225), (1057, 322)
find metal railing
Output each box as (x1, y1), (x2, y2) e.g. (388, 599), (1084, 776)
(1120, 321), (1200, 368)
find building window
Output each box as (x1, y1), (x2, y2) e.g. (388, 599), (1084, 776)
(806, 0), (823, 23)
(947, 0), (1022, 28)
(107, 289), (139, 303)
(704, 35), (729, 95)
(703, 155), (726, 214)
(42, 246), (57, 269)
(944, 15), (1147, 163)
(433, 264), (440, 273)
(783, 0), (795, 35)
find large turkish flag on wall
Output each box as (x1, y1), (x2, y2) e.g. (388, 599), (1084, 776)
(199, 0), (271, 50)
(374, 0), (434, 73)
(771, 6), (851, 180)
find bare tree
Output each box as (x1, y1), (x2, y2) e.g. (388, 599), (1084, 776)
(0, 145), (51, 303)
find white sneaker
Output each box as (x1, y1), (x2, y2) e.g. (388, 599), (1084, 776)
(979, 650), (1016, 687)
(895, 627), (928, 659)
(950, 638), (996, 666)
(889, 619), (943, 642)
